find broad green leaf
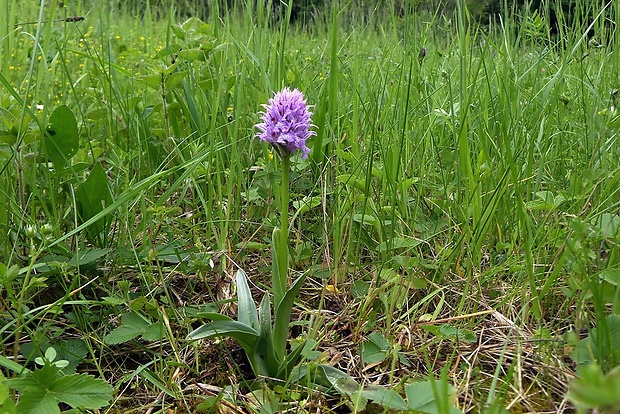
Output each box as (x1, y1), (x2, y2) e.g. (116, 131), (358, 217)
(142, 322), (165, 342)
(572, 315), (620, 365)
(104, 313), (164, 344)
(43, 105), (78, 170)
(195, 312), (234, 322)
(164, 71), (188, 89)
(351, 280), (369, 299)
(139, 74), (163, 90)
(103, 325), (143, 344)
(361, 332), (389, 365)
(567, 364), (620, 411)
(352, 213), (377, 226)
(593, 213), (620, 240)
(51, 373), (113, 409)
(292, 195), (322, 215)
(0, 130), (16, 145)
(0, 372), (17, 414)
(405, 380), (461, 414)
(600, 269), (620, 286)
(68, 248), (111, 266)
(14, 392), (59, 414)
(254, 296), (278, 377)
(360, 385), (409, 411)
(75, 162), (113, 246)
(255, 295), (278, 377)
(236, 269), (259, 330)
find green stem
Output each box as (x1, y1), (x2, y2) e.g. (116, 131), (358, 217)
(278, 155), (290, 300)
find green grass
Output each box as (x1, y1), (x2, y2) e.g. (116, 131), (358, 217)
(1, 0), (620, 412)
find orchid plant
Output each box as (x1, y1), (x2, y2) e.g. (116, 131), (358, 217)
(187, 88), (315, 381)
(186, 89), (463, 413)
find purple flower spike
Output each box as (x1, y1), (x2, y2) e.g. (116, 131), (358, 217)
(255, 87), (315, 159)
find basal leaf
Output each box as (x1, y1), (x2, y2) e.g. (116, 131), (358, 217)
(236, 269), (259, 330)
(254, 295), (279, 377)
(187, 320), (259, 349)
(273, 273), (308, 360)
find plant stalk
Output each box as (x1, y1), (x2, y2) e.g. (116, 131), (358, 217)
(278, 154), (290, 303)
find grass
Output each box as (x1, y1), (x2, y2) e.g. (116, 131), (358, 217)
(1, 0), (619, 412)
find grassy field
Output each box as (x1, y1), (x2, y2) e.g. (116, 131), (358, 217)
(1, 0), (619, 412)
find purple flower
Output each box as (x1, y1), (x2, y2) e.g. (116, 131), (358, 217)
(255, 87), (315, 159)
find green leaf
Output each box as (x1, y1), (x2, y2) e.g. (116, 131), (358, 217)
(405, 380), (461, 414)
(351, 280), (369, 299)
(377, 236), (423, 252)
(292, 195), (322, 215)
(273, 273), (308, 361)
(600, 269), (620, 286)
(14, 392), (59, 414)
(43, 105), (78, 170)
(359, 385), (409, 411)
(271, 227), (283, 305)
(0, 372), (17, 414)
(138, 74), (162, 90)
(0, 129), (16, 145)
(236, 269), (259, 330)
(142, 322), (165, 341)
(567, 364), (620, 411)
(187, 320), (259, 349)
(572, 315), (620, 365)
(164, 71), (188, 89)
(277, 338), (307, 380)
(103, 325), (143, 344)
(421, 324), (478, 343)
(254, 295), (279, 378)
(352, 213), (377, 227)
(51, 374), (113, 409)
(361, 332), (389, 365)
(68, 248), (111, 267)
(75, 162), (113, 246)
(104, 313), (164, 344)
(0, 354), (28, 375)
(6, 364), (112, 413)
(593, 213), (620, 240)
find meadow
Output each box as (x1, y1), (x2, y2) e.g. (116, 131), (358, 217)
(1, 0), (619, 412)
